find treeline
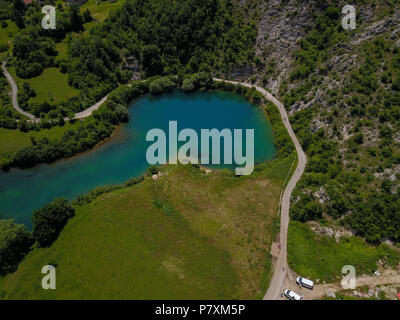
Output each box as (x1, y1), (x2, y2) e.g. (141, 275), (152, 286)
(13, 29), (56, 78)
(0, 74), (21, 129)
(6, 0), (258, 119)
(11, 2), (87, 78)
(1, 98), (130, 170)
(108, 72), (215, 105)
(64, 0), (257, 91)
(6, 101), (130, 170)
(264, 101), (295, 158)
(0, 198), (74, 275)
(3, 72), (278, 170)
(1, 73), (214, 170)
(1, 170), (149, 276)
(213, 81), (264, 105)
(0, 219), (33, 275)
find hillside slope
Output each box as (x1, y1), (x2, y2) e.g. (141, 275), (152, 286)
(0, 159), (293, 299)
(236, 0), (400, 246)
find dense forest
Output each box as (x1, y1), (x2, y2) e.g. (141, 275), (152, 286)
(0, 0), (258, 122)
(282, 5), (400, 244)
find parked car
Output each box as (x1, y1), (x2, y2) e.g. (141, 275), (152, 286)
(296, 277), (314, 290)
(284, 289), (303, 300)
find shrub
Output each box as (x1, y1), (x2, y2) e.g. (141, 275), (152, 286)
(353, 133), (364, 145)
(149, 77), (176, 94)
(114, 104), (130, 122)
(125, 176), (145, 187)
(148, 165), (160, 175)
(32, 198), (75, 247)
(0, 220), (34, 275)
(181, 78), (195, 92)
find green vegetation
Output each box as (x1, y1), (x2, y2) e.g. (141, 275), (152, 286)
(284, 4), (400, 244)
(0, 1), (105, 116)
(2, 0), (259, 122)
(323, 286), (389, 300)
(12, 29), (57, 78)
(65, 0), (257, 98)
(32, 198), (75, 247)
(0, 156), (292, 298)
(0, 19), (18, 50)
(0, 74), (296, 298)
(55, 40), (69, 61)
(0, 73), (219, 170)
(0, 220), (33, 276)
(0, 99), (129, 170)
(0, 0), (261, 168)
(0, 72), (25, 129)
(323, 293), (375, 301)
(288, 221), (400, 282)
(80, 0), (125, 23)
(8, 103), (123, 169)
(0, 122), (81, 163)
(18, 67), (79, 105)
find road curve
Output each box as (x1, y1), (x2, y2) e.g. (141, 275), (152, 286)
(1, 61), (37, 121)
(72, 95), (108, 119)
(213, 78), (307, 300)
(1, 61), (108, 121)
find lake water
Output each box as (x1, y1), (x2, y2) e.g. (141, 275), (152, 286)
(0, 90), (276, 228)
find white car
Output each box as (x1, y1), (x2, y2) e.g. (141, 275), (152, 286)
(296, 276), (314, 290)
(284, 289), (303, 300)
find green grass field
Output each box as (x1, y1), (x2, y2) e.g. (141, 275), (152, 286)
(288, 221), (400, 282)
(19, 67), (79, 105)
(0, 20), (18, 60)
(55, 41), (69, 62)
(81, 0), (125, 22)
(0, 157), (292, 299)
(0, 122), (82, 161)
(0, 20), (18, 46)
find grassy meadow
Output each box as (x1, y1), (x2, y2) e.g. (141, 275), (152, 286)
(288, 221), (400, 282)
(81, 0), (126, 22)
(8, 66), (79, 105)
(0, 156), (293, 299)
(0, 121), (83, 162)
(0, 19), (18, 47)
(55, 41), (69, 62)
(24, 68), (79, 105)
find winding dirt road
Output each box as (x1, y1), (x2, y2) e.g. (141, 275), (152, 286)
(2, 61), (37, 121)
(1, 61), (108, 121)
(213, 78), (307, 300)
(72, 95), (108, 119)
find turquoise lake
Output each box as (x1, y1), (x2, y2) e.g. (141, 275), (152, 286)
(0, 90), (276, 228)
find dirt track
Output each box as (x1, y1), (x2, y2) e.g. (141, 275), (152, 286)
(213, 78), (308, 300)
(2, 60), (108, 121)
(2, 61), (37, 121)
(283, 268), (400, 300)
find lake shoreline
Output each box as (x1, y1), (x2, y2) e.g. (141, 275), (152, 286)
(0, 90), (276, 226)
